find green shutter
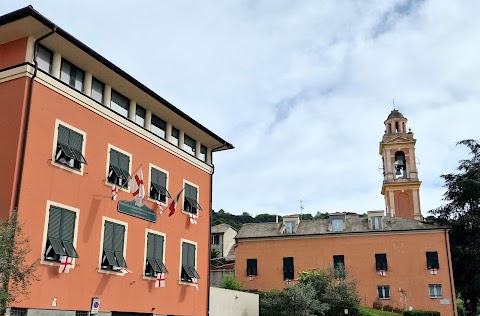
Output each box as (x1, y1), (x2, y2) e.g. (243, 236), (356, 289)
(154, 235), (164, 261)
(188, 243), (195, 267)
(147, 233), (155, 259)
(47, 207), (62, 239)
(57, 125), (69, 145)
(103, 221), (114, 251)
(110, 150), (120, 168)
(118, 153), (130, 174)
(182, 242), (189, 266)
(151, 168), (160, 185)
(69, 130), (83, 151)
(113, 223), (127, 268)
(61, 210), (78, 258)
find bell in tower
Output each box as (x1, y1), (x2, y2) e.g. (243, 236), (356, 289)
(379, 109), (422, 221)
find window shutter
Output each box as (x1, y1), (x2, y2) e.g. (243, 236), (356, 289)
(69, 130), (83, 151)
(283, 257), (294, 279)
(426, 252), (439, 269)
(61, 210), (78, 258)
(147, 233), (155, 259)
(113, 223), (127, 268)
(188, 244), (195, 267)
(247, 259), (257, 275)
(48, 207), (62, 239)
(375, 254), (388, 270)
(57, 125), (70, 145)
(182, 242), (189, 266)
(151, 168), (160, 185)
(118, 153), (129, 174)
(110, 150), (119, 168)
(155, 235), (164, 261)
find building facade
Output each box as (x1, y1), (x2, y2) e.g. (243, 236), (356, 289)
(0, 6), (232, 316)
(235, 110), (457, 315)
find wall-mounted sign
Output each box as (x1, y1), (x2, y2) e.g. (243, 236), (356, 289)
(118, 200), (156, 222)
(440, 299), (451, 305)
(90, 297), (101, 314)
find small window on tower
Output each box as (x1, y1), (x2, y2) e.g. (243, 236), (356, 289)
(394, 151), (407, 179)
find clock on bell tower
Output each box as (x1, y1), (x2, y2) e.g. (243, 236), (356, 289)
(379, 109), (422, 221)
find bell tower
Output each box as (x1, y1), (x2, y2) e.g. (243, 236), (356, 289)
(379, 109), (422, 221)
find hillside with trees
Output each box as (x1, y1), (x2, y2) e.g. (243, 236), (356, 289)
(212, 209), (330, 230)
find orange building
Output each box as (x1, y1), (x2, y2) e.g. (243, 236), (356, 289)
(0, 6), (232, 316)
(235, 110), (457, 316)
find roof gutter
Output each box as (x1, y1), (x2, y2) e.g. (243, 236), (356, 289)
(13, 25), (57, 212)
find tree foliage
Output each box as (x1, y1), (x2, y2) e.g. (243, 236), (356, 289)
(260, 266), (360, 316)
(431, 139), (480, 313)
(0, 210), (37, 313)
(219, 273), (243, 291)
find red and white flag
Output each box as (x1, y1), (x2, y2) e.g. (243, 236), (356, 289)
(59, 255), (73, 273)
(189, 213), (197, 224)
(155, 272), (166, 288)
(192, 277), (199, 290)
(113, 266), (132, 274)
(129, 168), (145, 207)
(168, 188), (184, 217)
(429, 268), (438, 275)
(378, 270), (387, 276)
(156, 200), (165, 215)
(111, 184), (118, 200)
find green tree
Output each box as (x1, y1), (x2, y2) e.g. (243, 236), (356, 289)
(299, 266), (361, 316)
(431, 139), (480, 313)
(219, 273), (243, 291)
(0, 210), (37, 313)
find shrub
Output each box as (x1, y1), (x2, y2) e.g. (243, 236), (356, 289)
(402, 310), (440, 316)
(359, 306), (400, 315)
(219, 273), (242, 291)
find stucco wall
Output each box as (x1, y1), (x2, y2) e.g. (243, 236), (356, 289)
(209, 287), (258, 316)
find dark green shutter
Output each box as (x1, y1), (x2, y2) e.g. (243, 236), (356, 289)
(182, 242), (189, 266)
(118, 153), (130, 176)
(47, 207), (65, 256)
(110, 150), (119, 168)
(61, 210), (78, 258)
(57, 125), (69, 144)
(375, 254), (388, 270)
(154, 235), (164, 261)
(113, 223), (127, 268)
(69, 130), (83, 151)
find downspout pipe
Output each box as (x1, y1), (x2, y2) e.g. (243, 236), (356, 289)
(12, 27), (56, 213)
(207, 142), (229, 316)
(445, 228), (457, 316)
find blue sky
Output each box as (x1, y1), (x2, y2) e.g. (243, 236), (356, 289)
(1, 1), (478, 216)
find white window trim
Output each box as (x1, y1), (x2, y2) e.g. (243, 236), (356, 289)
(179, 238), (198, 286)
(51, 119), (87, 176)
(147, 163), (170, 207)
(105, 144), (132, 193)
(378, 285), (391, 299)
(143, 229), (167, 280)
(429, 284), (443, 298)
(331, 219), (344, 232)
(97, 216), (128, 276)
(40, 200), (80, 268)
(372, 217), (383, 230)
(181, 179), (200, 217)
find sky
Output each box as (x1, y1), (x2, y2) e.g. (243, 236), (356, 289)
(1, 1), (479, 217)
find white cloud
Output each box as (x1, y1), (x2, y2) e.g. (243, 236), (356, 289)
(4, 0), (479, 217)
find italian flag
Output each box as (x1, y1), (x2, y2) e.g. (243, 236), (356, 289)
(168, 188), (184, 217)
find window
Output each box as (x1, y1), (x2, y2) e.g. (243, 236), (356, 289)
(136, 105), (146, 127)
(151, 114), (166, 138)
(247, 259), (257, 276)
(44, 206), (79, 261)
(110, 90), (129, 117)
(200, 145), (207, 162)
(377, 285), (390, 299)
(145, 232), (168, 277)
(184, 183), (202, 215)
(371, 216), (383, 230)
(394, 151), (407, 179)
(10, 308), (27, 316)
(283, 257), (294, 280)
(184, 134), (196, 156)
(55, 124), (87, 170)
(285, 221), (295, 234)
(332, 219), (344, 232)
(101, 221), (127, 270)
(333, 255), (345, 279)
(60, 59), (84, 91)
(429, 284), (442, 298)
(91, 78), (104, 104)
(150, 167), (171, 203)
(375, 254), (388, 271)
(426, 252), (439, 269)
(211, 234), (220, 245)
(108, 148), (130, 187)
(181, 241), (200, 283)
(170, 127), (179, 146)
(36, 44), (52, 74)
